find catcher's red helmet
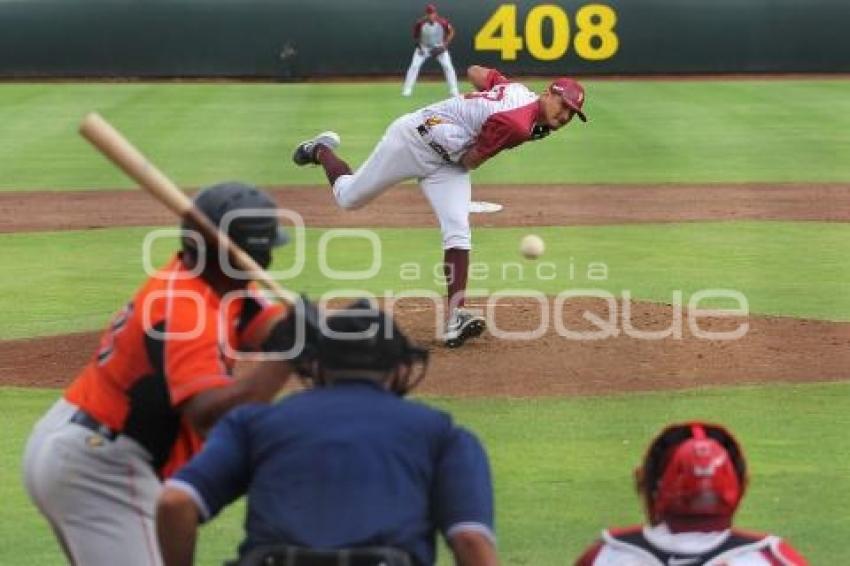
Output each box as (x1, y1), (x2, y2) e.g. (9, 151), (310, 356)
(549, 78), (587, 122)
(636, 422), (747, 524)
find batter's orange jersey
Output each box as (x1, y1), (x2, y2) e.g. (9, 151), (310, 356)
(65, 254), (283, 477)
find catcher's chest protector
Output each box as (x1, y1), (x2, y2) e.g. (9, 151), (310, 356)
(596, 529), (783, 565)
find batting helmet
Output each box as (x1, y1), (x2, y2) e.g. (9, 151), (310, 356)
(549, 78), (587, 122)
(182, 182), (288, 270)
(304, 299), (430, 396)
(636, 421), (747, 524)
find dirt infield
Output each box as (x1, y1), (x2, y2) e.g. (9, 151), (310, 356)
(2, 183), (848, 396)
(2, 297), (849, 396)
(2, 183), (850, 233)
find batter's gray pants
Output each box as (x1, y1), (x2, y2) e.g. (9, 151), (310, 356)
(22, 398), (163, 566)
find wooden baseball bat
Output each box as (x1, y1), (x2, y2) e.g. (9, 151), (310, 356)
(78, 112), (291, 304)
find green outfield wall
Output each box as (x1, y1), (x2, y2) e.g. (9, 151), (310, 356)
(1, 0), (848, 78)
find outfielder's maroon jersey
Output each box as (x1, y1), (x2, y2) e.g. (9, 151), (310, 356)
(419, 68), (539, 163)
(576, 524), (808, 566)
(413, 17), (452, 49)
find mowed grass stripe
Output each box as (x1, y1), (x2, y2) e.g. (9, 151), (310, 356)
(1, 382), (848, 564)
(0, 79), (849, 190)
(1, 221), (848, 339)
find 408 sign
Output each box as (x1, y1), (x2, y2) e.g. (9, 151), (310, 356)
(474, 3), (618, 62)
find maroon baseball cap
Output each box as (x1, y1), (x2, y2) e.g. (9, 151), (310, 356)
(425, 4), (437, 14)
(549, 78), (587, 122)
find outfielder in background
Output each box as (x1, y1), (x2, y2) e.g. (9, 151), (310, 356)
(157, 301), (497, 566)
(293, 65), (587, 347)
(575, 421), (808, 565)
(22, 183), (307, 565)
(402, 4), (459, 97)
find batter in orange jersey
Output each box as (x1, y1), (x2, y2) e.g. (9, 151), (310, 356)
(23, 183), (298, 566)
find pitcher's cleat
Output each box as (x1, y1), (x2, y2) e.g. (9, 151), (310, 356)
(444, 308), (486, 348)
(292, 131), (341, 166)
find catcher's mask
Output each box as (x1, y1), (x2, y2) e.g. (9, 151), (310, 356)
(303, 299), (429, 396)
(636, 421), (747, 525)
(181, 182), (288, 271)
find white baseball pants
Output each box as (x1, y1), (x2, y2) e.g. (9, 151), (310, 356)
(332, 113), (471, 250)
(23, 398), (163, 566)
(402, 48), (459, 97)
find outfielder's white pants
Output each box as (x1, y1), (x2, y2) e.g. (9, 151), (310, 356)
(402, 48), (459, 97)
(333, 113), (471, 250)
(23, 398), (163, 566)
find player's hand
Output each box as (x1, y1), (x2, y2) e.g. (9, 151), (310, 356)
(430, 45), (447, 57)
(261, 295), (321, 371)
(460, 147), (488, 170)
(530, 124), (552, 140)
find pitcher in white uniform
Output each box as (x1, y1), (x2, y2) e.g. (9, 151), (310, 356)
(402, 4), (459, 97)
(292, 65), (587, 347)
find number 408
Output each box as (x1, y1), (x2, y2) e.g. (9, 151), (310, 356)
(475, 3), (619, 62)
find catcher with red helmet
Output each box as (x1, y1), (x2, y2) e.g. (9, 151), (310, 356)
(575, 422), (808, 565)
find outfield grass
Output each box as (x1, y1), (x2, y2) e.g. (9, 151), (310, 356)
(2, 383), (848, 565)
(0, 79), (848, 190)
(2, 221), (848, 340)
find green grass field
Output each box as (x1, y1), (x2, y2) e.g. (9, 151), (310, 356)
(0, 79), (849, 190)
(2, 221), (850, 339)
(1, 80), (849, 564)
(3, 383), (849, 565)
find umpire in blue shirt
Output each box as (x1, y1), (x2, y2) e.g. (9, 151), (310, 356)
(156, 299), (498, 566)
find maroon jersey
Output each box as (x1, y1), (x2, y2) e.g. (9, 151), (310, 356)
(419, 69), (540, 162)
(413, 17), (452, 48)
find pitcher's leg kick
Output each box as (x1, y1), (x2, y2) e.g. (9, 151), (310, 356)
(293, 129), (485, 347)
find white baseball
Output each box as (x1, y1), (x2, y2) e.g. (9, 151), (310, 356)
(520, 234), (545, 259)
